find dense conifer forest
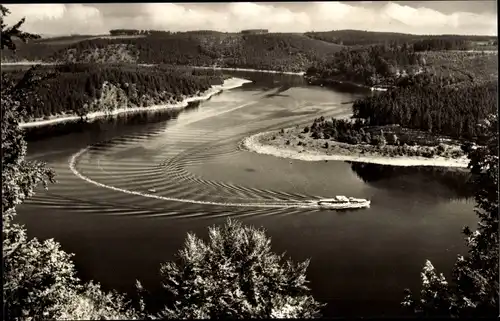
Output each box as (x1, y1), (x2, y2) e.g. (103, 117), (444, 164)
(302, 38), (497, 143)
(304, 75), (496, 144)
(350, 80), (497, 140)
(1, 64), (225, 122)
(1, 31), (344, 72)
(305, 40), (497, 86)
(304, 30), (496, 49)
(305, 44), (424, 87)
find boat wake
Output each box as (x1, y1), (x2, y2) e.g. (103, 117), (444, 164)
(69, 147), (370, 210)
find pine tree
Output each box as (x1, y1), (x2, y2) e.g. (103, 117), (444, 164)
(0, 5), (40, 51)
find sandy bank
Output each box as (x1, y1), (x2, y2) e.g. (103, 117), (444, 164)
(1, 61), (57, 66)
(241, 130), (469, 168)
(2, 61), (148, 66)
(19, 77), (252, 129)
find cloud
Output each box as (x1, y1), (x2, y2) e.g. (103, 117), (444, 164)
(4, 4), (103, 35)
(5, 4), (67, 21)
(381, 2), (497, 35)
(3, 2), (497, 37)
(226, 2), (310, 32)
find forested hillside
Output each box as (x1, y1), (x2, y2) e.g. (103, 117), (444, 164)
(1, 64), (225, 122)
(351, 80), (497, 140)
(305, 30), (496, 49)
(305, 44), (424, 87)
(305, 30), (416, 46)
(298, 75), (495, 160)
(305, 47), (497, 142)
(3, 29), (494, 73)
(304, 38), (497, 144)
(306, 41), (498, 87)
(1, 32), (344, 72)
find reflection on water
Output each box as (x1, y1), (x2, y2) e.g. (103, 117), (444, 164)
(348, 161), (474, 200)
(24, 100), (203, 142)
(228, 71), (308, 90)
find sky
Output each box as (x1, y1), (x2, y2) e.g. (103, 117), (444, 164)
(3, 1), (498, 37)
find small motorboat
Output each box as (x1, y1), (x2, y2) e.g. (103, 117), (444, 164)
(315, 195), (370, 210)
(148, 188), (157, 193)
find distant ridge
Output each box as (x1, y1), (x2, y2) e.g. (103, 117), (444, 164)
(1, 31), (344, 73)
(1, 29), (496, 71)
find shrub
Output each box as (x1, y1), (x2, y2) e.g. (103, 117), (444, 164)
(451, 149), (462, 158)
(387, 133), (399, 145)
(311, 131), (321, 139)
(3, 227), (139, 320)
(370, 135), (381, 146)
(378, 133), (387, 147)
(331, 128), (338, 139)
(350, 135), (362, 145)
(363, 132), (372, 144)
(436, 143), (447, 154)
(303, 126), (310, 133)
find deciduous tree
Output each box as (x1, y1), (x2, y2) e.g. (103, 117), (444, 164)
(139, 219), (324, 319)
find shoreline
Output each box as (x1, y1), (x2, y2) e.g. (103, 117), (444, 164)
(241, 130), (469, 168)
(1, 61), (305, 76)
(19, 77), (252, 129)
(192, 66), (305, 76)
(304, 75), (389, 92)
(1, 61), (58, 66)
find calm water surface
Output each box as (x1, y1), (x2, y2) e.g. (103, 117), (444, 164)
(18, 71), (477, 317)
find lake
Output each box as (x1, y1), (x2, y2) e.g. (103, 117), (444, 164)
(17, 70), (477, 317)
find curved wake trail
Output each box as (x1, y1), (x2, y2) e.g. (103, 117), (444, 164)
(69, 147), (320, 209)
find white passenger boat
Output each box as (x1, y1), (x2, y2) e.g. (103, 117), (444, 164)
(313, 195), (371, 209)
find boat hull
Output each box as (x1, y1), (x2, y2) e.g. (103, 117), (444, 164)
(317, 200), (371, 210)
